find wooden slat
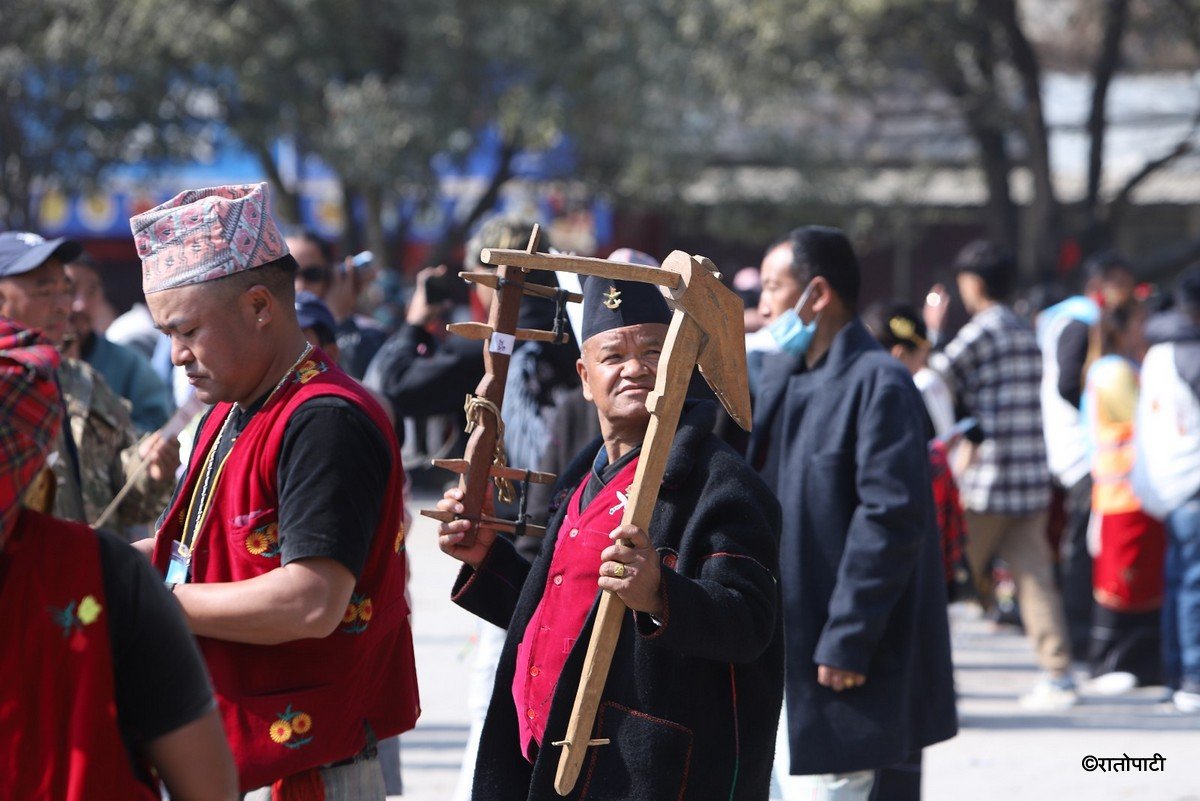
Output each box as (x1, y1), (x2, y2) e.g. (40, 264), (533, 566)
(447, 322), (566, 344)
(461, 272), (582, 303)
(478, 248), (682, 290)
(419, 508), (546, 538)
(431, 458), (557, 485)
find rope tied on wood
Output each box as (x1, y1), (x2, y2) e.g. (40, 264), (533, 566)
(463, 394), (515, 503)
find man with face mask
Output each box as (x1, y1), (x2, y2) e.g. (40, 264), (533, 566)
(748, 226), (957, 801)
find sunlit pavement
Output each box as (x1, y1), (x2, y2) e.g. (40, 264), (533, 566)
(924, 603), (1199, 801)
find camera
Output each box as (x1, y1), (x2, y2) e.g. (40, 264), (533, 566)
(424, 269), (466, 305)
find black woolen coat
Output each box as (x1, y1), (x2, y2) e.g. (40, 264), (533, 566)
(453, 401), (784, 801)
(746, 319), (958, 776)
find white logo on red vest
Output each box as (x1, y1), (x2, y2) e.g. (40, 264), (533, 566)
(609, 487), (631, 516)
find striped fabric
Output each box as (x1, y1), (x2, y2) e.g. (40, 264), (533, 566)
(0, 317), (62, 535)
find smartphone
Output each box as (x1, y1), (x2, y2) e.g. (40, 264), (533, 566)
(338, 251), (374, 277)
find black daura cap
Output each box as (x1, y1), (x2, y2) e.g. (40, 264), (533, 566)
(580, 275), (671, 342)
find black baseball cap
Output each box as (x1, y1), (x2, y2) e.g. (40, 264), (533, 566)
(0, 232), (83, 279)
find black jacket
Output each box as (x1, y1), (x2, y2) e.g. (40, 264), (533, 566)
(454, 401), (784, 800)
(747, 319), (957, 775)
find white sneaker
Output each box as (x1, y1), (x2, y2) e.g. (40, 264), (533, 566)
(1172, 690), (1200, 713)
(1088, 671), (1138, 696)
(1019, 675), (1079, 711)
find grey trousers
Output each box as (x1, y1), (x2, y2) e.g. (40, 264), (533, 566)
(243, 757), (386, 801)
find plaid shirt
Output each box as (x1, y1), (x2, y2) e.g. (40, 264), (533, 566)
(931, 304), (1051, 515)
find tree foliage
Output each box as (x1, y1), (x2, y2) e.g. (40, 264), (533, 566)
(4, 0), (1200, 273)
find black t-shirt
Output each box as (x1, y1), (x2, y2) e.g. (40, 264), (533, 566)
(97, 529), (215, 778)
(159, 395), (393, 579)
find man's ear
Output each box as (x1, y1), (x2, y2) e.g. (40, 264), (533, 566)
(810, 276), (834, 314)
(576, 357), (594, 402)
(241, 284), (274, 325)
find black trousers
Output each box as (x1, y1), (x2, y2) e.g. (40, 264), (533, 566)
(1059, 477), (1095, 661)
(870, 750), (923, 801)
(1089, 605), (1163, 685)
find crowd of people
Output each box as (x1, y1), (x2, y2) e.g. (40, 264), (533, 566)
(1, 179), (1198, 801)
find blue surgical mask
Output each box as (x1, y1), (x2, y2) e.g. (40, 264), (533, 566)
(767, 283), (820, 356)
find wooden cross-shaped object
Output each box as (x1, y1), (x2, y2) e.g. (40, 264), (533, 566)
(419, 225), (576, 541)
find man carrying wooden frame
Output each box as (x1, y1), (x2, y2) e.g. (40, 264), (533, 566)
(435, 270), (783, 800)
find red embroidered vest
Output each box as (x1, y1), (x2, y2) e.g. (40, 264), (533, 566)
(512, 457), (640, 760)
(0, 509), (159, 801)
(151, 350), (420, 792)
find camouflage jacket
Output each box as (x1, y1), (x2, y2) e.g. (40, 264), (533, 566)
(50, 358), (175, 529)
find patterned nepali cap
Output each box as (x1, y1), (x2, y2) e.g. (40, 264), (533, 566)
(130, 182), (289, 295)
(0, 316), (63, 538)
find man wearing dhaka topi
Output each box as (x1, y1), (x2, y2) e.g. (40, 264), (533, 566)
(132, 183), (419, 799)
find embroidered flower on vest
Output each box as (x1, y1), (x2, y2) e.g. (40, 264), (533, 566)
(245, 522), (280, 558)
(269, 705), (314, 749)
(49, 594), (103, 636)
(293, 359), (328, 385)
(341, 593), (373, 634)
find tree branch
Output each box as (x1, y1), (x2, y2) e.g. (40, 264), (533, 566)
(1107, 107), (1200, 228)
(1086, 0), (1130, 223)
(253, 142), (301, 224)
(425, 133), (520, 267)
(988, 0), (1061, 275)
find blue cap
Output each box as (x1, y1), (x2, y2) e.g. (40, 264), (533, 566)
(295, 290), (337, 344)
(0, 232), (83, 278)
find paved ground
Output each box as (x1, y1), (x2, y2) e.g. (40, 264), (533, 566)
(393, 488), (1200, 800)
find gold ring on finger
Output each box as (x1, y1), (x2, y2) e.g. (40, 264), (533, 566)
(613, 563), (627, 579)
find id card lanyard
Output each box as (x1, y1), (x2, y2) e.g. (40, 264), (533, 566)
(165, 341), (313, 586)
(167, 408), (236, 585)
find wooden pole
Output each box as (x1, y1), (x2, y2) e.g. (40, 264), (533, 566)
(552, 309), (705, 795)
(452, 227), (540, 547)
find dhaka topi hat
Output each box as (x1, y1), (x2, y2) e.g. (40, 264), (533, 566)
(0, 232), (83, 278)
(295, 290), (337, 346)
(0, 316), (63, 539)
(130, 182), (289, 295)
(581, 249), (671, 342)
